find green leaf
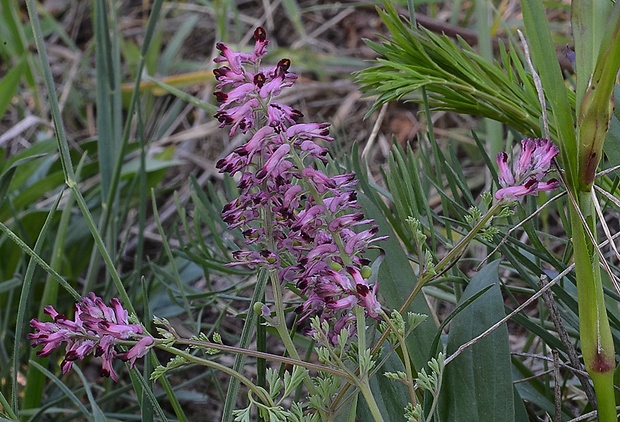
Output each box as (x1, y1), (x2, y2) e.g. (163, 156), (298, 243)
(438, 260), (514, 421)
(603, 85), (620, 170)
(521, 0), (578, 188)
(357, 2), (544, 138)
(572, 0), (613, 113)
(0, 58), (25, 119)
(512, 360), (571, 420)
(27, 361), (92, 418)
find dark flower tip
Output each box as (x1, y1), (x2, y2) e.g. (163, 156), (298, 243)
(254, 27), (267, 42)
(277, 59), (291, 73)
(254, 73), (266, 88)
(214, 92), (228, 103)
(65, 351), (79, 361)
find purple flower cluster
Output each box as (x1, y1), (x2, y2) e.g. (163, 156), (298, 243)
(29, 293), (154, 381)
(495, 138), (560, 201)
(214, 28), (384, 342)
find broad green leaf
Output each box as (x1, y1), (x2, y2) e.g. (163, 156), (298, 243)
(513, 386), (529, 422)
(438, 260), (514, 421)
(512, 361), (572, 420)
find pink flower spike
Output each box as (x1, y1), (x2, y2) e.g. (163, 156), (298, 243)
(29, 293), (154, 382)
(211, 28), (388, 344)
(495, 138), (559, 201)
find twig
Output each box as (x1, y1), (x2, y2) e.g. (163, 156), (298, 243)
(553, 350), (561, 422)
(511, 352), (589, 377)
(518, 29), (549, 140)
(595, 163), (620, 178)
(362, 102), (388, 165)
(568, 409), (604, 422)
(538, 275), (597, 407)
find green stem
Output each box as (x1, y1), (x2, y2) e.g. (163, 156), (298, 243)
(379, 310), (417, 406)
(355, 306), (385, 422)
(331, 201), (504, 412)
(570, 191), (616, 421)
(170, 336), (353, 381)
(399, 201), (503, 317)
(156, 344), (274, 406)
(269, 271), (320, 397)
(356, 372), (385, 422)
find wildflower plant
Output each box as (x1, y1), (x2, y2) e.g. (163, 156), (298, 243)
(26, 26), (398, 422)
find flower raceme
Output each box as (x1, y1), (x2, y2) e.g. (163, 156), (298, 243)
(214, 28), (384, 342)
(495, 138), (560, 201)
(29, 293), (154, 381)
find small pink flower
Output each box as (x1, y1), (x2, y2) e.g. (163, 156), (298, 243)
(267, 103), (303, 127)
(252, 27), (269, 61)
(120, 336), (155, 367)
(256, 144), (291, 180)
(495, 138), (560, 201)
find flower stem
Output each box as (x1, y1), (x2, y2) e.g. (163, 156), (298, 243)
(399, 201), (503, 318)
(268, 271), (321, 397)
(355, 306), (385, 422)
(379, 310), (417, 406)
(157, 344), (274, 406)
(330, 200), (504, 413)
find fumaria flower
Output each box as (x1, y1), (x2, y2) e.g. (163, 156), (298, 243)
(29, 293), (154, 381)
(214, 28), (385, 342)
(495, 138), (560, 201)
